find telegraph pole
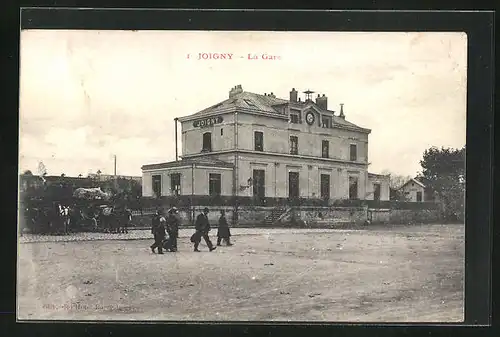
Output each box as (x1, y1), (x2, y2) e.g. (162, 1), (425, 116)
(114, 155), (118, 192)
(174, 118), (179, 161)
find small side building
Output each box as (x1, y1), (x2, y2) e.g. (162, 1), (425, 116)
(398, 178), (426, 202)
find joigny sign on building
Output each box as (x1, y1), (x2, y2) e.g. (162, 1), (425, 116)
(193, 116), (223, 128)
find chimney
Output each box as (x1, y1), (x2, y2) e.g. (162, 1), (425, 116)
(315, 93), (328, 110)
(229, 84), (243, 98)
(289, 88), (298, 102)
(269, 92), (276, 98)
(339, 103), (345, 119)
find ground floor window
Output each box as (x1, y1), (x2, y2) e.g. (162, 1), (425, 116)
(209, 173), (221, 196)
(289, 172), (299, 199)
(349, 176), (358, 200)
(373, 183), (381, 201)
(170, 173), (181, 196)
(320, 174), (330, 200)
(253, 169), (265, 198)
(152, 175), (162, 198)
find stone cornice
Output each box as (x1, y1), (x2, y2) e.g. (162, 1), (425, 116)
(183, 150), (369, 167)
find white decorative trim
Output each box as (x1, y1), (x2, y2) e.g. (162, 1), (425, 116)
(142, 166), (192, 173)
(182, 150), (369, 166)
(196, 166), (233, 171)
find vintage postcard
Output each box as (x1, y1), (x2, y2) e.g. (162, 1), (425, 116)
(18, 30), (466, 322)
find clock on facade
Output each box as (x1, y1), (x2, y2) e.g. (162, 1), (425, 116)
(305, 111), (315, 125)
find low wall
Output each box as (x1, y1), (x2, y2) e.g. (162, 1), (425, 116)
(129, 206), (367, 228)
(368, 208), (441, 224)
(280, 206), (368, 226)
(128, 205), (441, 228)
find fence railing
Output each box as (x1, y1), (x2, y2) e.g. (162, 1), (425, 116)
(134, 196), (439, 211)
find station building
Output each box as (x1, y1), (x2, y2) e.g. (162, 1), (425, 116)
(141, 85), (390, 203)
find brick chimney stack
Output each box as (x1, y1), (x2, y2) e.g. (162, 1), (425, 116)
(316, 93), (328, 110)
(229, 84), (243, 98)
(289, 88), (298, 102)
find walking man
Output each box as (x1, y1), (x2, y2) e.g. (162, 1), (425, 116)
(150, 209), (166, 254)
(217, 210), (233, 246)
(191, 207), (216, 252)
(166, 207), (180, 252)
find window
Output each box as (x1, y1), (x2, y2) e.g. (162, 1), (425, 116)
(289, 172), (300, 199)
(416, 191), (423, 202)
(152, 175), (162, 198)
(290, 109), (301, 123)
(221, 128), (223, 136)
(350, 144), (357, 161)
(254, 131), (264, 151)
(170, 173), (181, 196)
(373, 183), (381, 201)
(253, 169), (265, 198)
(349, 176), (358, 200)
(322, 116), (332, 128)
(244, 99), (257, 108)
(209, 173), (221, 196)
(322, 140), (329, 158)
(202, 132), (212, 152)
(320, 174), (330, 200)
(290, 136), (298, 155)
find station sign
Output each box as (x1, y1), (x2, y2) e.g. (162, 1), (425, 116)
(193, 116), (224, 128)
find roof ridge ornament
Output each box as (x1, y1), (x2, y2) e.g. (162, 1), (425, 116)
(339, 103), (345, 119)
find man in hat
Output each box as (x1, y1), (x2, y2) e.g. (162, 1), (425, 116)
(150, 209), (166, 254)
(166, 207), (180, 252)
(217, 209), (233, 246)
(192, 207), (216, 252)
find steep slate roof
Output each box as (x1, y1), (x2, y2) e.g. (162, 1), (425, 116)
(142, 157), (234, 171)
(191, 91), (288, 117)
(187, 90), (368, 131)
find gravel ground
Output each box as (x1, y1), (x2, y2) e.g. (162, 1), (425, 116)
(17, 224), (464, 322)
(18, 228), (357, 244)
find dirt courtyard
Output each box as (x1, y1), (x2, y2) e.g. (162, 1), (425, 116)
(17, 224), (464, 322)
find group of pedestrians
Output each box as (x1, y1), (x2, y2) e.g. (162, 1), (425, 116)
(150, 207), (232, 254)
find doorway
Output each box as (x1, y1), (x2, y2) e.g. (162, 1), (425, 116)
(289, 172), (299, 199)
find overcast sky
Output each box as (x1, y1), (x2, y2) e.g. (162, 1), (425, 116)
(19, 30), (466, 177)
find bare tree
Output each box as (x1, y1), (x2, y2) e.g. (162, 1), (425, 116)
(380, 170), (413, 201)
(37, 161), (47, 177)
(380, 170), (412, 189)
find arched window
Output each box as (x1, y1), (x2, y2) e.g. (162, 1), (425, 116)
(202, 132), (212, 152)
